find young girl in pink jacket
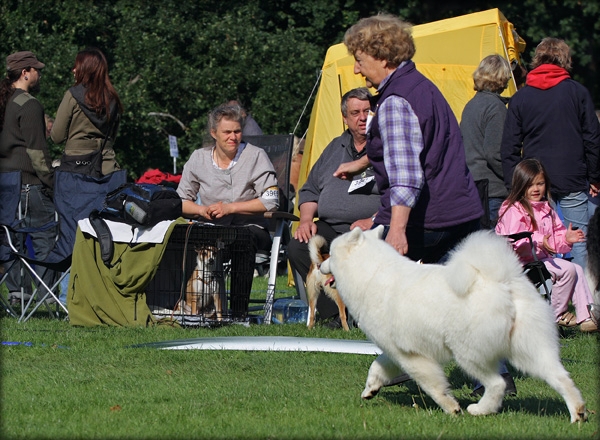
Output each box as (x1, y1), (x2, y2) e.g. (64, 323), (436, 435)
(496, 159), (597, 332)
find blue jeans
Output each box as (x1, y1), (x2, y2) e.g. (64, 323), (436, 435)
(3, 185), (58, 296)
(554, 191), (591, 268)
(489, 197), (504, 227)
(59, 272), (69, 306)
(472, 360), (510, 392)
(379, 218), (480, 263)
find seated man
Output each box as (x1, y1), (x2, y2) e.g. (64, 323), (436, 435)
(288, 87), (380, 326)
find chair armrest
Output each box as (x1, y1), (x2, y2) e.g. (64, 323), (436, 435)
(264, 211), (299, 222)
(503, 231), (539, 262)
(505, 231), (533, 241)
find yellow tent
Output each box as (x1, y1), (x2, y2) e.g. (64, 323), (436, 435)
(296, 8), (526, 205)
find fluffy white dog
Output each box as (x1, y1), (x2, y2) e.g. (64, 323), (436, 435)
(320, 226), (587, 422)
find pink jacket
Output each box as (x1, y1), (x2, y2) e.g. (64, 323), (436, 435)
(495, 200), (572, 263)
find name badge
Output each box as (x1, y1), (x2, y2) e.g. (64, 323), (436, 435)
(348, 176), (375, 193)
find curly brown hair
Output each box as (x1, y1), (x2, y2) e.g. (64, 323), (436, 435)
(344, 14), (415, 67)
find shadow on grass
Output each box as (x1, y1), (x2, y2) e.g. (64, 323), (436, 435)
(371, 364), (575, 420)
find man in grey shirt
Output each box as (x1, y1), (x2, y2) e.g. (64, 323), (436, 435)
(288, 87), (380, 325)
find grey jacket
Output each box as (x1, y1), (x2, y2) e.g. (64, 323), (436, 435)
(460, 91), (509, 199)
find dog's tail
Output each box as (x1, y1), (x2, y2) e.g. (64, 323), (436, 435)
(308, 234), (328, 265)
(444, 230), (524, 296)
(586, 208), (600, 296)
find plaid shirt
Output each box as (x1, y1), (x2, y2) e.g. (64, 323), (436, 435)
(377, 71), (424, 208)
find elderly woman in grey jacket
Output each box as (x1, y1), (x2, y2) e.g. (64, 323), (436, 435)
(177, 103), (279, 253)
(460, 54), (512, 227)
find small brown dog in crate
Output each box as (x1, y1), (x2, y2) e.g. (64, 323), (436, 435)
(175, 245), (224, 320)
(306, 235), (349, 330)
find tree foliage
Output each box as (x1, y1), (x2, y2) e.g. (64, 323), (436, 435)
(1, 0), (598, 178)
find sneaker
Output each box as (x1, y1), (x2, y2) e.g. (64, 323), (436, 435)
(588, 304), (599, 327)
(471, 373), (517, 397)
(580, 319), (598, 333)
(8, 292), (31, 306)
(40, 296), (57, 305)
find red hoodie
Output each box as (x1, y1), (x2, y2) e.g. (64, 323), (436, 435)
(525, 64), (570, 90)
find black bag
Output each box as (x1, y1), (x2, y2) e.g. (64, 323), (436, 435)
(58, 113), (117, 178)
(58, 149), (103, 178)
(98, 182), (182, 227)
(89, 183), (181, 267)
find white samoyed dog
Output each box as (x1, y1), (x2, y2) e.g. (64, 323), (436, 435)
(320, 226), (587, 422)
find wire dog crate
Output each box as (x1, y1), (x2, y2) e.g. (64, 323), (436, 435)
(145, 222), (255, 326)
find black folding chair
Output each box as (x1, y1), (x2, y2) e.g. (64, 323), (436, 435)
(505, 231), (553, 301)
(243, 134), (299, 323)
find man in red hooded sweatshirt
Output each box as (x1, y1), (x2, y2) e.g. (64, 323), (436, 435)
(501, 37), (600, 270)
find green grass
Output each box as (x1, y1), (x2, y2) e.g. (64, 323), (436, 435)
(1, 276), (599, 439)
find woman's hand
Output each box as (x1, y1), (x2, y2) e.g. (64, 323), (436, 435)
(206, 201), (231, 219)
(385, 227), (408, 255)
(565, 223), (585, 244)
(387, 205), (410, 255)
(198, 205), (212, 220)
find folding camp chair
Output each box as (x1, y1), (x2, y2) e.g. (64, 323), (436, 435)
(1, 169), (127, 321)
(504, 231), (553, 301)
(1, 170), (66, 319)
(243, 134), (299, 323)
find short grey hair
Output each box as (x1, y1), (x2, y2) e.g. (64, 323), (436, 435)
(341, 87), (372, 117)
(207, 103), (245, 133)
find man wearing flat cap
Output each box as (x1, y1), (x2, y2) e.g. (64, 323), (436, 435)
(0, 50), (57, 305)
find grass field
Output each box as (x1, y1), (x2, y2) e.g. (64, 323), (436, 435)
(1, 276), (599, 439)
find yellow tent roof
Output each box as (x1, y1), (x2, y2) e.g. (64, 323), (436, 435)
(296, 8), (525, 208)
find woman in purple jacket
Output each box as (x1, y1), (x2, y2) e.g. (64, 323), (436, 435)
(334, 14), (482, 263)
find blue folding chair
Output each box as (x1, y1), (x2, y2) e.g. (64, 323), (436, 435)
(1, 169), (127, 321)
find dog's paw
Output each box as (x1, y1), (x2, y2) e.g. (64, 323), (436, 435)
(571, 404), (588, 423)
(466, 402), (497, 416)
(361, 386), (380, 400)
(436, 395), (461, 415)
